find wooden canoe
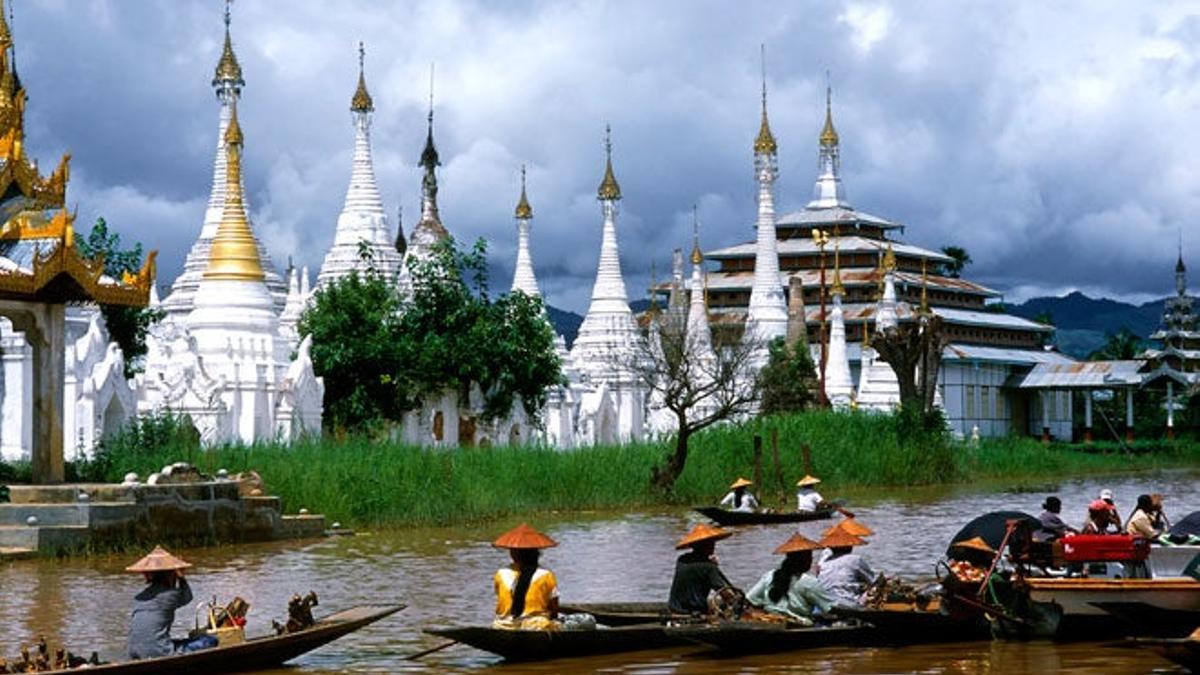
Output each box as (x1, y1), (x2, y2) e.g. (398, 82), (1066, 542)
(1130, 635), (1200, 671)
(668, 621), (869, 655)
(558, 602), (675, 626)
(38, 604), (404, 675)
(1092, 601), (1200, 638)
(693, 506), (835, 526)
(834, 604), (990, 644)
(425, 623), (695, 662)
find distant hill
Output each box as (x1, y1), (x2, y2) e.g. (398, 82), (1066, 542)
(550, 291), (1173, 359)
(1006, 291), (1166, 358)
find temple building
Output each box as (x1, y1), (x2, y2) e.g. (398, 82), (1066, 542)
(1141, 250), (1199, 381)
(0, 1), (154, 482)
(161, 6), (287, 318)
(684, 85), (1074, 438)
(316, 44), (402, 289)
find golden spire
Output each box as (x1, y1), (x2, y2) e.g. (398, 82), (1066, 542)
(213, 1), (244, 88)
(0, 0), (11, 53)
(753, 45), (777, 155)
(919, 258), (930, 314)
(350, 42), (373, 113)
(819, 83), (839, 147)
(204, 103), (264, 281)
(597, 124), (621, 201)
(831, 236), (845, 296)
(515, 164), (533, 219)
(690, 204), (703, 264)
(882, 242), (897, 273)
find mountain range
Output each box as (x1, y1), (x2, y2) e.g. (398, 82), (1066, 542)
(545, 291), (1171, 360)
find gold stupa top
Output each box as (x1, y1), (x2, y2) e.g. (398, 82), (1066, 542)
(0, 0), (11, 53)
(204, 103), (264, 281)
(819, 86), (839, 147)
(350, 42), (373, 113)
(754, 93), (777, 155)
(514, 165), (532, 219)
(882, 243), (897, 273)
(597, 125), (621, 201)
(831, 240), (845, 297)
(919, 258), (930, 314)
(690, 205), (703, 264)
(213, 4), (244, 87)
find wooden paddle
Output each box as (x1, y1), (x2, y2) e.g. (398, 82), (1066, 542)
(405, 640), (459, 660)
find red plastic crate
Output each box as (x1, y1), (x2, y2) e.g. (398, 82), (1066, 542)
(1060, 534), (1149, 562)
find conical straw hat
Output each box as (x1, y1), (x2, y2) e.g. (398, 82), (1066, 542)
(818, 529), (867, 549)
(729, 477), (753, 489)
(125, 546), (192, 573)
(823, 518), (874, 538)
(676, 523), (733, 550)
(796, 475), (822, 487)
(951, 536), (995, 555)
(493, 523), (558, 550)
(774, 533), (823, 554)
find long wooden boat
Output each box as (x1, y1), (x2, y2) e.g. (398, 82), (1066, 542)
(39, 604), (404, 675)
(1130, 634), (1200, 672)
(693, 506), (835, 526)
(834, 603), (990, 644)
(1092, 601), (1200, 638)
(1026, 577), (1200, 639)
(558, 602), (674, 627)
(425, 623), (696, 662)
(668, 621), (868, 655)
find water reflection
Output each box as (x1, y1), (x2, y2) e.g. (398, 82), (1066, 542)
(1, 470), (1196, 673)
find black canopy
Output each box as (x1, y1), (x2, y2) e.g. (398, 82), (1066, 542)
(946, 511), (1040, 558)
(1169, 511), (1200, 540)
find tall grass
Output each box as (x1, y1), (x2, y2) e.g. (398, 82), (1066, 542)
(61, 410), (1200, 528)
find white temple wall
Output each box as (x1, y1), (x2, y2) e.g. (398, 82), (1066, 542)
(1027, 388), (1074, 440)
(0, 318), (32, 462)
(939, 360), (1014, 438)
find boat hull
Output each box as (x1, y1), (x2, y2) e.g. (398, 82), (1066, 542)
(693, 507), (835, 526)
(1027, 578), (1200, 639)
(668, 622), (869, 655)
(836, 605), (990, 644)
(1130, 636), (1200, 672)
(425, 624), (693, 662)
(558, 602), (673, 627)
(41, 605), (404, 675)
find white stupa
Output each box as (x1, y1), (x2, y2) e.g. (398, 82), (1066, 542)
(744, 78), (788, 350)
(823, 244), (854, 408)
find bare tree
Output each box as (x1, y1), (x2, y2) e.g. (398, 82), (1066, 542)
(872, 314), (947, 424)
(629, 313), (763, 491)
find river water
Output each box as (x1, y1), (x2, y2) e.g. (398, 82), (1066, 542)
(2, 470), (1198, 673)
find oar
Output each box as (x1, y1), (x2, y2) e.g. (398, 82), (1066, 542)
(405, 640), (459, 660)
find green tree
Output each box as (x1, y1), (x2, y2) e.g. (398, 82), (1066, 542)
(759, 338), (818, 414)
(1089, 328), (1142, 361)
(76, 218), (163, 377)
(940, 245), (973, 278)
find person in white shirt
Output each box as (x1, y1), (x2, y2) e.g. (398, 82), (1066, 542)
(719, 477), (759, 513)
(795, 475), (824, 512)
(816, 527), (875, 607)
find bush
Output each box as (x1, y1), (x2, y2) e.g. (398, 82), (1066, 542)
(76, 410), (202, 482)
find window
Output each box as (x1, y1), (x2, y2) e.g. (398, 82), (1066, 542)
(981, 386), (991, 420)
(966, 385), (976, 420)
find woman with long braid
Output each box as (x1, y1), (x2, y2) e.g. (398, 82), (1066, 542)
(492, 524), (560, 630)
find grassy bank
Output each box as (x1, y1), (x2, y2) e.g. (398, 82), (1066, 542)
(26, 410), (1196, 528)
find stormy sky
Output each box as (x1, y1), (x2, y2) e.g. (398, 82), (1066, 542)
(13, 0), (1200, 313)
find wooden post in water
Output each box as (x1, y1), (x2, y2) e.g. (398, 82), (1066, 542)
(752, 435), (763, 493)
(770, 429), (785, 502)
(801, 443), (814, 476)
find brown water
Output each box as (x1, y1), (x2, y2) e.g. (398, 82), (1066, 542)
(2, 471), (1198, 673)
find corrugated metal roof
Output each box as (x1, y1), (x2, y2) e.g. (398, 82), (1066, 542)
(934, 307), (1052, 332)
(774, 206), (900, 229)
(1013, 360), (1145, 388)
(707, 235), (950, 262)
(0, 237), (60, 272)
(945, 343), (1077, 366)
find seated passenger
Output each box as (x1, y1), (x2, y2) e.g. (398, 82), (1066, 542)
(719, 477), (759, 513)
(1035, 496), (1077, 542)
(127, 546), (206, 660)
(492, 523), (560, 630)
(795, 475), (824, 513)
(1081, 499), (1119, 535)
(746, 533), (836, 624)
(668, 524), (736, 615)
(816, 527), (874, 607)
(1127, 494), (1165, 540)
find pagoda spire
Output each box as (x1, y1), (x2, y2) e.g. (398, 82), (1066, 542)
(746, 56), (788, 349)
(206, 0), (245, 230)
(876, 244), (898, 330)
(686, 206), (715, 359)
(419, 64), (441, 223)
(1176, 232), (1188, 298)
(807, 78), (850, 209)
(824, 236), (853, 407)
(511, 165), (541, 297)
(205, 103), (264, 281)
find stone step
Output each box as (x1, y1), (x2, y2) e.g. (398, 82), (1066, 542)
(8, 484), (137, 504)
(0, 525), (91, 552)
(0, 546), (35, 562)
(0, 526), (37, 549)
(0, 503), (90, 527)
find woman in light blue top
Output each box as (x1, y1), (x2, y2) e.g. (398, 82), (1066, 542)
(746, 533), (836, 625)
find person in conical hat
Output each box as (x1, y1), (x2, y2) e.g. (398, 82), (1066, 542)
(491, 524), (560, 630)
(745, 533), (836, 624)
(718, 477), (759, 513)
(822, 517), (874, 539)
(946, 537), (996, 586)
(126, 546), (199, 660)
(668, 523), (736, 615)
(795, 475), (825, 513)
(816, 529), (875, 608)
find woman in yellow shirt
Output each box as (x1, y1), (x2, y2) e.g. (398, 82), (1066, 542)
(492, 523), (560, 630)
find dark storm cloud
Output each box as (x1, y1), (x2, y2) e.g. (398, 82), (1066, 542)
(12, 1), (1199, 312)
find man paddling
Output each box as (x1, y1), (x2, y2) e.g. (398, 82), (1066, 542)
(795, 475), (824, 513)
(668, 524), (737, 615)
(127, 546), (215, 660)
(492, 523), (560, 630)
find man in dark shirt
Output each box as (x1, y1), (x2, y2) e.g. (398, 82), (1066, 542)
(668, 524), (735, 614)
(1035, 496), (1077, 542)
(126, 546), (196, 660)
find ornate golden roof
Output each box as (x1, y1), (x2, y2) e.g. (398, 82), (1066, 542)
(351, 42), (373, 113)
(514, 165), (532, 219)
(597, 125), (621, 201)
(204, 104), (264, 281)
(213, 7), (243, 87)
(820, 86), (839, 147)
